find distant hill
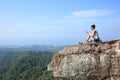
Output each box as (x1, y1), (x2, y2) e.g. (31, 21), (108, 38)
(0, 52), (57, 80)
(0, 45), (65, 53)
(0, 51), (25, 70)
(0, 45), (65, 80)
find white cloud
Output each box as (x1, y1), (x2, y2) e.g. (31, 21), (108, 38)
(59, 9), (113, 24)
(64, 9), (113, 19)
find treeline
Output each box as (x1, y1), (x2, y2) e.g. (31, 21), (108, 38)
(0, 51), (58, 80)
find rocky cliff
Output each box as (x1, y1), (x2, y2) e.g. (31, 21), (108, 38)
(48, 39), (120, 80)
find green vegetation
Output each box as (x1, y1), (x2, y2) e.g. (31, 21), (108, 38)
(0, 50), (59, 80)
(0, 51), (26, 70)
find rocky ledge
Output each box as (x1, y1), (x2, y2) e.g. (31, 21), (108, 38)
(48, 39), (120, 80)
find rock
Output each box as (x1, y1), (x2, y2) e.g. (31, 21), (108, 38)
(48, 39), (120, 80)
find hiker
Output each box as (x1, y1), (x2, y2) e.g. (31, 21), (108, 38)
(87, 24), (101, 42)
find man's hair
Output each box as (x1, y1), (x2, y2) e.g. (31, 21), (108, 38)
(91, 24), (96, 29)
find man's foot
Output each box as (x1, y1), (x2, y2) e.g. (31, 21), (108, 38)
(78, 42), (83, 44)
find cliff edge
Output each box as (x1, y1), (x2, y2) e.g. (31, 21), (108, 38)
(48, 39), (120, 80)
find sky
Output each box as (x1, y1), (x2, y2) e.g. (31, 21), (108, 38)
(0, 0), (120, 46)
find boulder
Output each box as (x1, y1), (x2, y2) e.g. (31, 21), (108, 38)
(48, 39), (120, 80)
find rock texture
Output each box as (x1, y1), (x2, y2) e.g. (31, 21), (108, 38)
(48, 39), (120, 80)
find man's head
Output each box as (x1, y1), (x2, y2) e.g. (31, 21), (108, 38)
(91, 24), (95, 30)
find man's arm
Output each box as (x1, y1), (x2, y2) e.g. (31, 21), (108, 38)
(89, 30), (96, 37)
(86, 30), (96, 41)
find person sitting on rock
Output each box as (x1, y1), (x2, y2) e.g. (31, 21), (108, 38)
(87, 24), (101, 42)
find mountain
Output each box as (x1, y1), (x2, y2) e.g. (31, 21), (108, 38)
(0, 51), (26, 70)
(48, 39), (120, 80)
(0, 51), (58, 80)
(0, 45), (64, 80)
(0, 45), (64, 52)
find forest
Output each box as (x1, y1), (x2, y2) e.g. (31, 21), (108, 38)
(0, 46), (63, 80)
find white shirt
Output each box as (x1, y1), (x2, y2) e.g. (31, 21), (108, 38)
(94, 30), (100, 40)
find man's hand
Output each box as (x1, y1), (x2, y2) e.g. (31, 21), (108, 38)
(88, 33), (91, 36)
(86, 31), (90, 36)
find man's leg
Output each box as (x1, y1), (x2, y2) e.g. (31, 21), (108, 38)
(87, 35), (90, 41)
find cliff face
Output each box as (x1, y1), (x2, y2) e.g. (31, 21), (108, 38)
(48, 39), (120, 80)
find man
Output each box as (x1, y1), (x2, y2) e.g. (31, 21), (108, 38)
(87, 24), (101, 42)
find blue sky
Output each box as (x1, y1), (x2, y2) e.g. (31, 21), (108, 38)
(0, 0), (120, 46)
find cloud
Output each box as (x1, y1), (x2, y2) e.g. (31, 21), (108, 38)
(64, 9), (113, 19)
(59, 9), (113, 24)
